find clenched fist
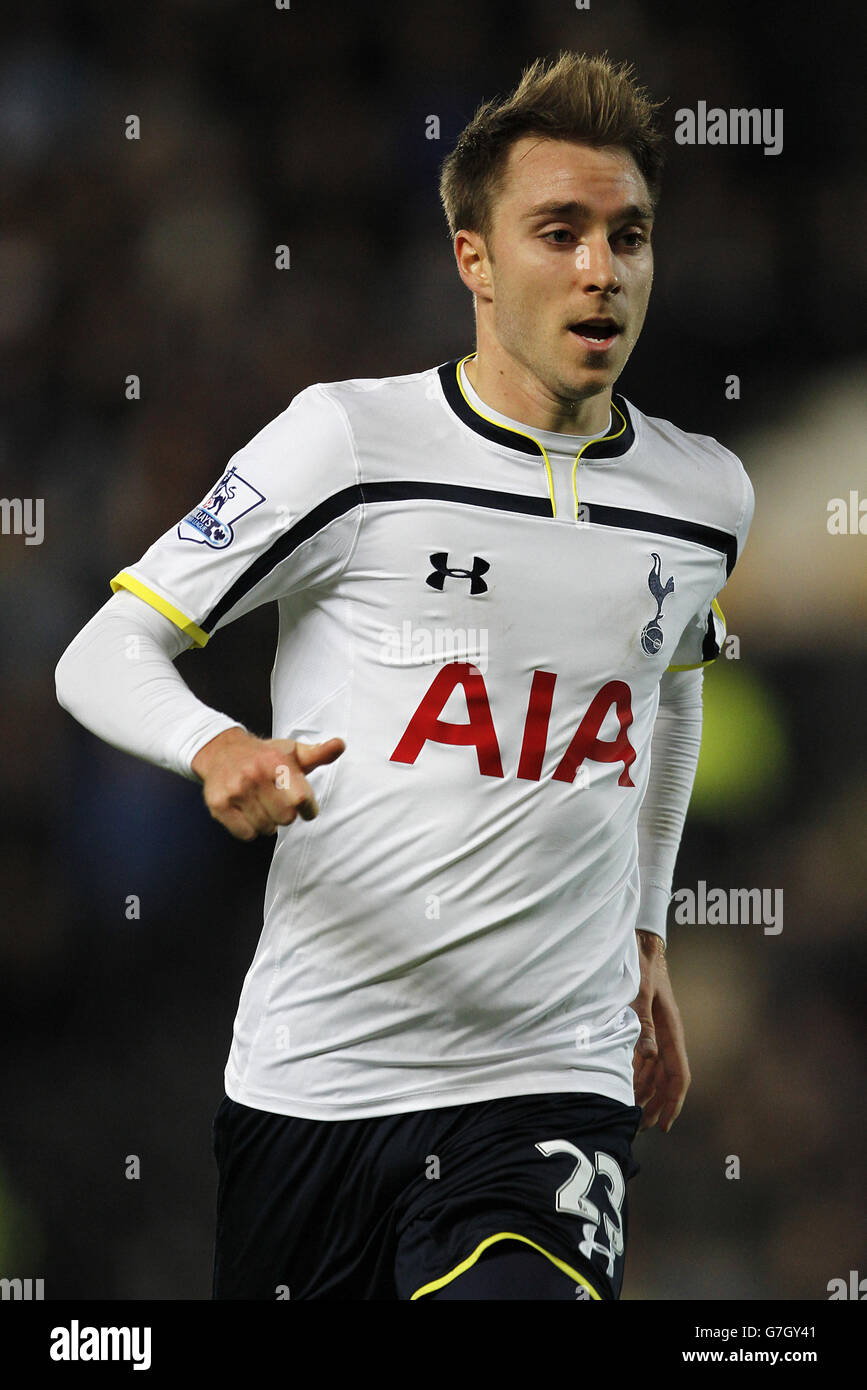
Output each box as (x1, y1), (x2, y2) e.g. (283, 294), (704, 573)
(191, 726), (345, 841)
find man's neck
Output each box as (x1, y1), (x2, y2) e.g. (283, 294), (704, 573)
(464, 350), (612, 436)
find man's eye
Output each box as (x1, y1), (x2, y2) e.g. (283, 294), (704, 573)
(618, 231), (648, 248)
(542, 229), (574, 243)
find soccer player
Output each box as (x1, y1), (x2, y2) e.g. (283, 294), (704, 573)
(55, 51), (753, 1300)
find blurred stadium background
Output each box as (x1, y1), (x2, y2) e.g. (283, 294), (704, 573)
(0, 0), (864, 1299)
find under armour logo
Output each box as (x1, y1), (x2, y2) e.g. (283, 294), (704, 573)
(426, 552), (490, 594)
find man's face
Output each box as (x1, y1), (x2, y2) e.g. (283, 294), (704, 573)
(472, 137), (655, 404)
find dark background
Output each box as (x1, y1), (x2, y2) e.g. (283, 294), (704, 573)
(1, 0), (864, 1299)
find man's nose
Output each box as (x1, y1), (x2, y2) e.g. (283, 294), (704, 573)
(576, 236), (620, 293)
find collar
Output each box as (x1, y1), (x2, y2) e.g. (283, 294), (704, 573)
(437, 353), (636, 462)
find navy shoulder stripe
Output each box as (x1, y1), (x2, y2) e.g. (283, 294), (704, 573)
(200, 482), (736, 635)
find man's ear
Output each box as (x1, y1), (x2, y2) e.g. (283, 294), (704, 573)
(454, 230), (493, 299)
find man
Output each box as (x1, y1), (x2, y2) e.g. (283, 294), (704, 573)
(55, 50), (753, 1300)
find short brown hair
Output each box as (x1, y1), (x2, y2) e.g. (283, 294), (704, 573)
(438, 51), (666, 249)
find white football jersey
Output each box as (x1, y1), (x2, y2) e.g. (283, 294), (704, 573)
(110, 354), (753, 1119)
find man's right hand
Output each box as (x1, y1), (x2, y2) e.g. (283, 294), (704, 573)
(191, 726), (346, 841)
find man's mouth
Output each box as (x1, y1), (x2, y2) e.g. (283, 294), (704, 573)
(568, 318), (622, 350)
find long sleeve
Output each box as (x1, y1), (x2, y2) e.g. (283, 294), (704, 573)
(54, 589), (244, 780)
(636, 666), (705, 944)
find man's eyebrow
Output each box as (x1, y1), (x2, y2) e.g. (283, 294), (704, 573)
(523, 199), (654, 223)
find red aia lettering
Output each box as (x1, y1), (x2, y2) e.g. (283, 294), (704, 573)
(389, 662), (504, 776)
(390, 664), (636, 786)
(551, 680), (636, 788)
(517, 670), (557, 780)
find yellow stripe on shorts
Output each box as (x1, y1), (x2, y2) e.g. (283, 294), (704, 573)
(410, 1231), (601, 1300)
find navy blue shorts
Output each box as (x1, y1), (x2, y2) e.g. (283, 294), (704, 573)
(211, 1090), (642, 1301)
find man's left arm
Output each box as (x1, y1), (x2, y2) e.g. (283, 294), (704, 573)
(632, 665), (704, 1132)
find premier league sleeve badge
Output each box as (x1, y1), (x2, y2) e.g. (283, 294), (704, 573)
(177, 466), (266, 549)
